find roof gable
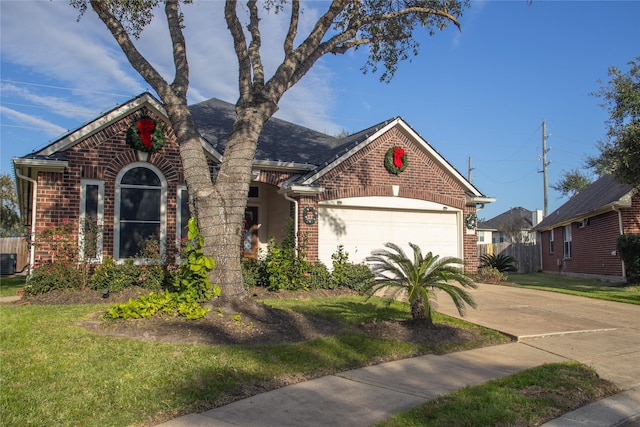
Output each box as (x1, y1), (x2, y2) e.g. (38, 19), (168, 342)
(478, 207), (535, 231)
(298, 117), (485, 198)
(35, 93), (166, 158)
(535, 174), (635, 230)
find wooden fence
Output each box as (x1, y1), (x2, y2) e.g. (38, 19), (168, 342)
(478, 242), (540, 274)
(0, 237), (29, 274)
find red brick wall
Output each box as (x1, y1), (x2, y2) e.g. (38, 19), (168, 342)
(33, 108), (185, 266)
(621, 193), (640, 234)
(540, 210), (629, 279)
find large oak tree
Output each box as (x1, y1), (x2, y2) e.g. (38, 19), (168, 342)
(587, 57), (640, 187)
(72, 0), (468, 302)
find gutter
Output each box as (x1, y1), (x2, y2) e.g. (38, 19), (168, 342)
(277, 183), (324, 252)
(467, 195), (496, 208)
(612, 205), (626, 280)
(14, 168), (37, 272)
(279, 189), (299, 253)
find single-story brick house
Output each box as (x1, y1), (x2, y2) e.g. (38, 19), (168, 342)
(14, 93), (494, 273)
(534, 174), (640, 281)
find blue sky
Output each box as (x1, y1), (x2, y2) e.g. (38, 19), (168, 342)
(1, 1), (639, 220)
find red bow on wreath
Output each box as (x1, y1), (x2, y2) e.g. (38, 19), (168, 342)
(136, 117), (156, 149)
(392, 147), (405, 168)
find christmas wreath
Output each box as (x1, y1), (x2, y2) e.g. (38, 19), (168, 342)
(384, 146), (408, 174)
(302, 206), (318, 225)
(465, 213), (478, 230)
(126, 116), (165, 153)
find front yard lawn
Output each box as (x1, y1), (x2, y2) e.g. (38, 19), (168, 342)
(0, 275), (25, 297)
(0, 294), (507, 426)
(505, 273), (640, 305)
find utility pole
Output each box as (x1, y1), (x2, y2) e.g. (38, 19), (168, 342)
(539, 120), (551, 216)
(467, 156), (475, 183)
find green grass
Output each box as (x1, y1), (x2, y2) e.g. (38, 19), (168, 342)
(375, 362), (620, 427)
(0, 295), (508, 427)
(504, 273), (640, 304)
(0, 275), (25, 297)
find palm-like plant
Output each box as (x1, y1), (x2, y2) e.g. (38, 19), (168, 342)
(365, 242), (477, 325)
(479, 253), (517, 273)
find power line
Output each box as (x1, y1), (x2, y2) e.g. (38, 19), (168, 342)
(0, 79), (133, 98)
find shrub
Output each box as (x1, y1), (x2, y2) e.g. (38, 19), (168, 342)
(241, 257), (264, 289)
(475, 266), (506, 284)
(337, 262), (375, 292)
(617, 233), (640, 283)
(479, 253), (517, 273)
(23, 261), (83, 295)
(262, 219), (310, 291)
(90, 257), (140, 292)
(330, 245), (374, 292)
(303, 261), (332, 289)
(25, 219), (96, 292)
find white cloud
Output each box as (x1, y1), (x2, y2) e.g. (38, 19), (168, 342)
(1, 83), (97, 120)
(0, 106), (67, 137)
(0, 1), (342, 136)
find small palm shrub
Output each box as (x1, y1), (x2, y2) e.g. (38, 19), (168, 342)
(366, 242), (476, 325)
(479, 253), (517, 273)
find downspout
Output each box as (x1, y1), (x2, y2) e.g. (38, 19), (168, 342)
(282, 190), (299, 252)
(612, 205), (625, 280)
(14, 169), (37, 273)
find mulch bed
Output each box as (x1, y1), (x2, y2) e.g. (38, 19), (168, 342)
(10, 287), (490, 348)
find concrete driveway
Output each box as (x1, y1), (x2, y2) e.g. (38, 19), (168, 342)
(435, 283), (640, 390)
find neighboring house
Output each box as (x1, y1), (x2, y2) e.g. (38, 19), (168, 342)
(477, 207), (543, 244)
(534, 174), (640, 281)
(13, 93), (494, 274)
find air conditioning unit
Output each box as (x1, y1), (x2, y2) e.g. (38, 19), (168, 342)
(0, 254), (17, 276)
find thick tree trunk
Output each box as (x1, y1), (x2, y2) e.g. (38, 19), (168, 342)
(165, 100), (271, 302)
(195, 103), (273, 301)
(411, 293), (433, 326)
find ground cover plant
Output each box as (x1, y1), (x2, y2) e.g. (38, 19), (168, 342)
(0, 292), (509, 426)
(375, 361), (620, 427)
(505, 273), (640, 305)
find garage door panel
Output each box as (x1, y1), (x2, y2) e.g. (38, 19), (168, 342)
(318, 206), (459, 267)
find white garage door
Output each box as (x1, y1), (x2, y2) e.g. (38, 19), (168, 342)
(318, 198), (460, 267)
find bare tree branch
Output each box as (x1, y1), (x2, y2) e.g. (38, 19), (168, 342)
(225, 0), (252, 101)
(247, 0), (265, 89)
(165, 0), (189, 98)
(89, 0), (169, 97)
(284, 0), (299, 56)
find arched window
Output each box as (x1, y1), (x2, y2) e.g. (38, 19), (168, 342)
(115, 164), (167, 260)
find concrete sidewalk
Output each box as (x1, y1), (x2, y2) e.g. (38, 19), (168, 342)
(157, 343), (567, 427)
(155, 284), (640, 427)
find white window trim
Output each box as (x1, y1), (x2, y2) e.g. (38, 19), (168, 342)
(549, 229), (554, 254)
(563, 225), (572, 259)
(114, 162), (167, 262)
(79, 179), (104, 263)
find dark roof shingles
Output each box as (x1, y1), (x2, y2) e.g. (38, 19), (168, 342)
(535, 174), (633, 229)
